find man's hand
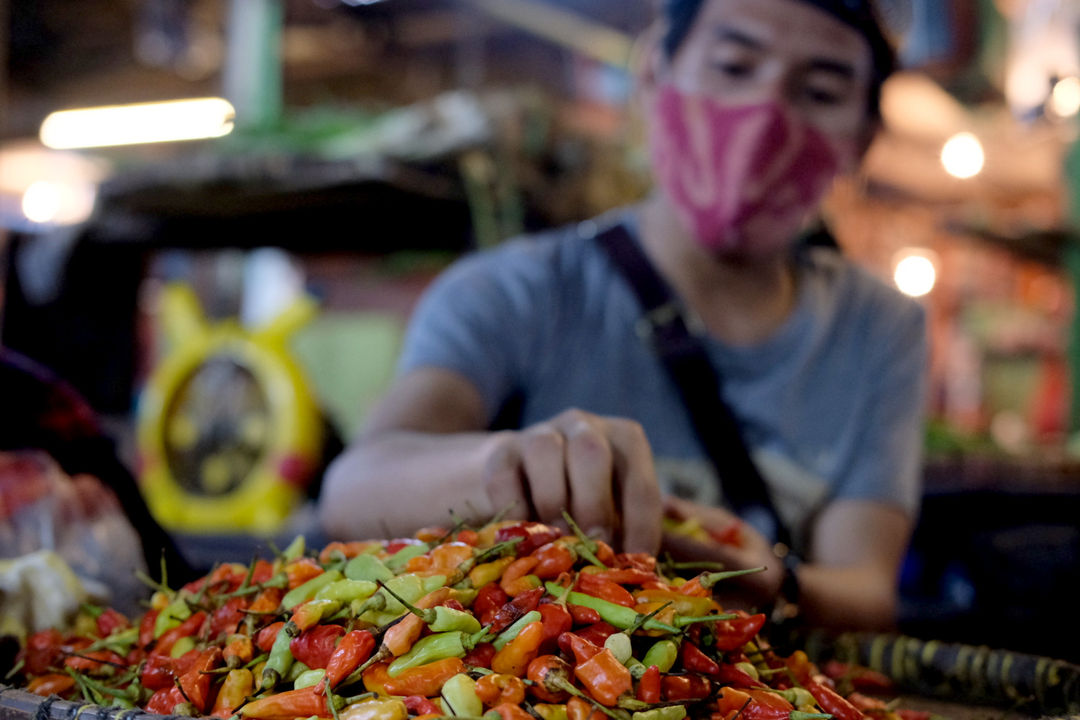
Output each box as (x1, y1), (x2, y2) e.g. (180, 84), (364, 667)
(482, 408), (663, 555)
(661, 495), (784, 608)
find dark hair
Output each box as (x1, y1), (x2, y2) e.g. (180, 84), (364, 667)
(660, 0), (897, 123)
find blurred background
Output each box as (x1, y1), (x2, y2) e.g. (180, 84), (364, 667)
(2, 0), (1080, 661)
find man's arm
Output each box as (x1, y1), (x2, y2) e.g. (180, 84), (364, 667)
(662, 496), (912, 631)
(318, 366), (663, 553)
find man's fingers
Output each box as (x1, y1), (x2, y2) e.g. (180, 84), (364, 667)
(563, 418), (617, 544)
(519, 425), (568, 525)
(482, 438), (529, 520)
(609, 419), (662, 555)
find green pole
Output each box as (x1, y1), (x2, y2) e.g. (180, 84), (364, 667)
(223, 0), (283, 132)
(1064, 140), (1080, 435)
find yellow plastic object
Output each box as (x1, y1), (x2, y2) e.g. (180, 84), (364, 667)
(136, 284), (324, 534)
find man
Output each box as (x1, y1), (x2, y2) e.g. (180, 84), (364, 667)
(319, 0), (925, 632)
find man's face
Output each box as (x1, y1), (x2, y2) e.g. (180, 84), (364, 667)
(661, 0), (875, 171)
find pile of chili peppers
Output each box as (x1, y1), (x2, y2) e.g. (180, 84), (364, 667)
(10, 515), (928, 720)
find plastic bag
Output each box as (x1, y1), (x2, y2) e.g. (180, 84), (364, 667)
(0, 451), (148, 625)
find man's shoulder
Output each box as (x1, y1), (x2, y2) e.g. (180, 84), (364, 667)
(802, 247), (926, 331)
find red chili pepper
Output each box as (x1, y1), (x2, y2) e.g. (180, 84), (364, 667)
(251, 559), (276, 585)
(525, 655), (572, 703)
(385, 538), (425, 554)
(823, 661), (896, 694)
(637, 664), (662, 704)
(741, 689), (796, 720)
(26, 673), (76, 697)
(589, 568), (657, 586)
(495, 522), (563, 557)
(290, 623), (345, 670)
(714, 662), (767, 688)
(804, 680), (866, 720)
(321, 629), (376, 690)
(463, 642), (497, 669)
(138, 610), (159, 649)
(714, 612), (767, 652)
(662, 674), (712, 702)
(404, 695), (441, 716)
(64, 645), (127, 674)
(474, 583), (511, 626)
(532, 542), (576, 579)
(560, 632), (602, 665)
(19, 629), (65, 675)
(573, 647), (633, 706)
(896, 710), (934, 720)
(576, 574), (635, 608)
(681, 641), (721, 676)
(489, 587), (544, 633)
(475, 673), (527, 706)
(492, 620), (545, 677)
(95, 608), (130, 637)
(613, 553), (657, 573)
(785, 650), (815, 685)
(568, 603), (603, 625)
(151, 611), (208, 656)
(209, 596), (249, 638)
(575, 622), (619, 649)
(178, 646), (222, 714)
(141, 653), (179, 690)
(593, 540), (616, 566)
(145, 686), (185, 715)
(537, 602), (573, 653)
(456, 529), (480, 546)
(708, 520), (744, 547)
(254, 621), (286, 654)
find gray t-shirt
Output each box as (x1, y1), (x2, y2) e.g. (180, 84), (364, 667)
(397, 209), (928, 550)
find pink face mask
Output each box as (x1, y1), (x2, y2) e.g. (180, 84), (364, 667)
(649, 84), (841, 256)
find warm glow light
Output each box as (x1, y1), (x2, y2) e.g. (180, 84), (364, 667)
(941, 132), (985, 179)
(1051, 76), (1080, 118)
(21, 181), (62, 223)
(893, 249), (938, 298)
(40, 97), (235, 149)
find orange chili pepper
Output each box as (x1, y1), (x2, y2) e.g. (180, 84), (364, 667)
(249, 586), (285, 616)
(318, 540), (374, 564)
(575, 574), (635, 608)
(178, 646), (223, 714)
(525, 655), (572, 703)
(364, 657), (467, 698)
(26, 673), (76, 697)
(223, 633), (254, 668)
(429, 541), (475, 573)
(573, 647), (633, 706)
(254, 621), (285, 654)
(456, 529), (480, 546)
(500, 556), (541, 596)
(404, 555), (435, 574)
(491, 620), (545, 677)
(210, 668), (254, 719)
(284, 558), (324, 590)
(531, 542), (576, 579)
(240, 686), (332, 720)
(383, 587), (453, 656)
(475, 672), (527, 707)
(566, 696), (607, 720)
(321, 629), (376, 690)
(490, 703), (537, 720)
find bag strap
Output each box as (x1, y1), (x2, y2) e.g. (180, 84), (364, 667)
(594, 221), (793, 549)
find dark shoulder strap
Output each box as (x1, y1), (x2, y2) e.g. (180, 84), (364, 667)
(594, 221), (793, 549)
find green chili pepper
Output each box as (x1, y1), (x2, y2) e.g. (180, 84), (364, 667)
(641, 639), (679, 673)
(492, 610), (542, 650)
(631, 706), (687, 720)
(441, 673), (483, 717)
(378, 580), (482, 634)
(292, 668), (326, 690)
(789, 714), (832, 720)
(544, 582), (679, 634)
(261, 621), (300, 690)
(169, 635), (196, 659)
(387, 627), (489, 677)
(384, 544), (429, 573)
(154, 594), (192, 638)
(314, 578), (378, 603)
(281, 535), (306, 562)
(282, 569), (343, 610)
(345, 555), (394, 584)
(779, 688), (816, 708)
(287, 660), (312, 683)
(672, 613), (739, 627)
(603, 633), (633, 665)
